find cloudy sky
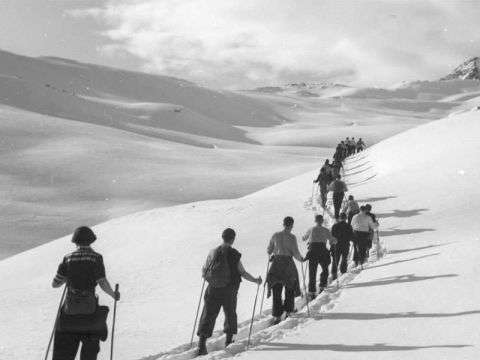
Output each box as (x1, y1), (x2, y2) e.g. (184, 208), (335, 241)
(2, 0), (480, 88)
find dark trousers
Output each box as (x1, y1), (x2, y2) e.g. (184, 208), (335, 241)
(353, 231), (370, 265)
(272, 284), (295, 317)
(53, 332), (100, 360)
(320, 188), (327, 207)
(197, 285), (238, 338)
(308, 258), (329, 292)
(333, 192), (345, 218)
(331, 242), (350, 276)
(347, 210), (359, 225)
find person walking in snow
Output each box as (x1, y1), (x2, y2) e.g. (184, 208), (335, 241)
(267, 217), (305, 325)
(51, 226), (120, 360)
(302, 215), (337, 298)
(351, 207), (378, 266)
(342, 195), (360, 224)
(364, 204), (380, 260)
(314, 167), (330, 208)
(332, 159), (343, 178)
(321, 159), (334, 184)
(356, 138), (366, 152)
(197, 228), (262, 355)
(328, 175), (348, 219)
(331, 213), (354, 277)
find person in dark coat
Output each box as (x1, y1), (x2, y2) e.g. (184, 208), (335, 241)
(331, 213), (354, 276)
(267, 217), (305, 325)
(328, 175), (348, 218)
(313, 168), (330, 208)
(51, 226), (120, 360)
(197, 228), (261, 355)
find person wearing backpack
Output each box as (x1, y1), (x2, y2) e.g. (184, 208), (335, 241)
(351, 207), (378, 266)
(313, 167), (330, 208)
(302, 215), (337, 298)
(331, 213), (354, 277)
(51, 226), (120, 360)
(197, 228), (261, 356)
(364, 204), (380, 260)
(267, 217), (305, 325)
(342, 195), (360, 224)
(328, 175), (348, 218)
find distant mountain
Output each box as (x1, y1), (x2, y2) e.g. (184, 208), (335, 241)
(442, 57), (480, 80)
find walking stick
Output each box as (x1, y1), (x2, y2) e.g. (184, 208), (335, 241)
(258, 257), (270, 317)
(190, 278), (206, 348)
(44, 285), (67, 360)
(300, 261), (310, 316)
(110, 284), (119, 360)
(247, 283), (261, 349)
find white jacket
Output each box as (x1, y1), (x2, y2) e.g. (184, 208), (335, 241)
(351, 213), (378, 232)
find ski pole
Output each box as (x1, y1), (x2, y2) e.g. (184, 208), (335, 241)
(300, 261), (310, 316)
(258, 257), (271, 317)
(247, 283), (261, 349)
(44, 285), (67, 360)
(110, 284), (119, 360)
(190, 278), (206, 348)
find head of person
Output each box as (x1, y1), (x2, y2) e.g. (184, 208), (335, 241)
(336, 175), (341, 180)
(320, 167), (326, 173)
(72, 226), (97, 247)
(339, 212), (347, 222)
(222, 228), (236, 245)
(365, 204), (372, 213)
(283, 216), (294, 232)
(348, 195), (354, 200)
(325, 159), (330, 165)
(360, 205), (367, 214)
(315, 214), (324, 225)
(346, 137), (349, 140)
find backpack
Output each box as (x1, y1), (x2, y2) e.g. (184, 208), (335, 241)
(63, 288), (97, 315)
(332, 180), (345, 193)
(204, 246), (231, 288)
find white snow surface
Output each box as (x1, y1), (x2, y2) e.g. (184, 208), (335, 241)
(1, 105), (480, 359)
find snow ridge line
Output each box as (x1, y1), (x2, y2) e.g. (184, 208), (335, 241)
(143, 151), (382, 360)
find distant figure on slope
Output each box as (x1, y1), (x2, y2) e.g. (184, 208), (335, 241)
(331, 159), (343, 178)
(197, 228), (262, 356)
(351, 207), (378, 267)
(313, 167), (330, 208)
(331, 213), (354, 277)
(321, 159), (334, 184)
(302, 215), (337, 298)
(342, 195), (360, 224)
(348, 137), (357, 156)
(51, 226), (120, 360)
(267, 217), (305, 325)
(356, 138), (366, 152)
(328, 175), (348, 218)
(364, 204), (380, 260)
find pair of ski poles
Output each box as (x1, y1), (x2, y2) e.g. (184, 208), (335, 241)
(190, 278), (261, 350)
(44, 284), (120, 360)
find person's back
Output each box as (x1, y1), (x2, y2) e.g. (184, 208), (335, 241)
(331, 220), (353, 244)
(268, 231), (302, 261)
(351, 212), (376, 232)
(329, 178), (347, 193)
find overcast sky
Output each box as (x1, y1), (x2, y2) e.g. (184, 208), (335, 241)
(1, 0), (480, 89)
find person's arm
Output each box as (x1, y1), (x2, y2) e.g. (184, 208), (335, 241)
(52, 258), (67, 288)
(291, 235), (304, 262)
(202, 250), (215, 278)
(302, 228), (312, 242)
(237, 261), (262, 284)
(267, 234), (275, 255)
(98, 278), (119, 300)
(343, 181), (348, 192)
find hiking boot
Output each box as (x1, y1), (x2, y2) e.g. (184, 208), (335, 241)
(286, 309), (298, 318)
(331, 273), (338, 281)
(225, 333), (234, 347)
(318, 286), (326, 294)
(197, 336), (208, 356)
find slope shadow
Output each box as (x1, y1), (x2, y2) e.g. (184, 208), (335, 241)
(379, 228), (435, 237)
(315, 310), (480, 321)
(357, 195), (397, 203)
(388, 243), (452, 255)
(377, 208), (429, 219)
(344, 166), (374, 177)
(344, 161), (371, 172)
(345, 273), (458, 289)
(348, 174), (378, 187)
(365, 253), (440, 270)
(258, 341), (470, 352)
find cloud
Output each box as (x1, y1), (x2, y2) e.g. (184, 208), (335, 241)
(69, 0), (480, 88)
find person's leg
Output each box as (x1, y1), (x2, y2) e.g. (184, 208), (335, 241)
(340, 242), (349, 274)
(353, 232), (360, 266)
(197, 286), (222, 338)
(53, 332), (80, 360)
(284, 287), (295, 313)
(331, 248), (340, 280)
(79, 336), (100, 360)
(319, 261), (329, 288)
(333, 193), (340, 218)
(308, 258), (318, 294)
(222, 286), (238, 338)
(272, 284), (284, 318)
(358, 233), (368, 265)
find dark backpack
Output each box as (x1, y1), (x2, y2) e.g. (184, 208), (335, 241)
(332, 180), (345, 193)
(204, 246), (231, 288)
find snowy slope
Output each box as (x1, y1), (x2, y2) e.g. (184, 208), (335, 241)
(1, 104), (480, 359)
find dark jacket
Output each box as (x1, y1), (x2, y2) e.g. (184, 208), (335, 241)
(331, 221), (354, 245)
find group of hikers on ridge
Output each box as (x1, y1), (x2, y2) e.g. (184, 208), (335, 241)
(48, 138), (377, 359)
